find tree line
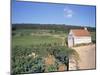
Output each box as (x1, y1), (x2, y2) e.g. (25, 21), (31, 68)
(12, 24), (96, 32)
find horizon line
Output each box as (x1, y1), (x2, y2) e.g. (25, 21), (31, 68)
(12, 23), (96, 28)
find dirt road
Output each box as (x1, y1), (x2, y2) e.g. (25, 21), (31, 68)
(73, 44), (96, 70)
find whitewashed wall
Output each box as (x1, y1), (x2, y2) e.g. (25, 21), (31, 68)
(68, 31), (74, 47)
(74, 36), (92, 45)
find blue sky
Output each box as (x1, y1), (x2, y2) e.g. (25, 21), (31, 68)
(12, 0), (96, 27)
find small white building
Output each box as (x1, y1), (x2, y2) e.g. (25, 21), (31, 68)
(68, 28), (92, 47)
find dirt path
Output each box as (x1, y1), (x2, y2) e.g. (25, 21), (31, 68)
(72, 44), (96, 70)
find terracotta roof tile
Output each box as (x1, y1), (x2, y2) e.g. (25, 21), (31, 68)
(71, 29), (91, 36)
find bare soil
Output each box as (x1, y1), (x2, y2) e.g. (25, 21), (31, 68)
(58, 64), (67, 71)
(72, 44), (96, 70)
(44, 54), (55, 65)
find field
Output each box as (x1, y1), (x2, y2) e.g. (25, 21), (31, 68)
(12, 29), (66, 47)
(11, 25), (96, 74)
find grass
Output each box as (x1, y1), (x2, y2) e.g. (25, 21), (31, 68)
(12, 35), (63, 47)
(12, 29), (66, 47)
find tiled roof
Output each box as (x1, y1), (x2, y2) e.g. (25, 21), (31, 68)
(71, 29), (91, 36)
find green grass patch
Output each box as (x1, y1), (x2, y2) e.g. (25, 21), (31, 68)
(12, 35), (64, 47)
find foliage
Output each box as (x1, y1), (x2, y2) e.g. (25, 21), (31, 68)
(11, 27), (81, 74)
(11, 46), (45, 74)
(46, 64), (58, 72)
(12, 24), (96, 33)
(47, 46), (79, 70)
(12, 45), (79, 74)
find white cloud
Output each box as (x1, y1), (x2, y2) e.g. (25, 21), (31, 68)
(64, 7), (74, 18)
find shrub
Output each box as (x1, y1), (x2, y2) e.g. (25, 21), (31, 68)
(46, 46), (79, 71)
(46, 64), (57, 72)
(12, 46), (79, 73)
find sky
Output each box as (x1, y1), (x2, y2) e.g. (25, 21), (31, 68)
(12, 0), (96, 27)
